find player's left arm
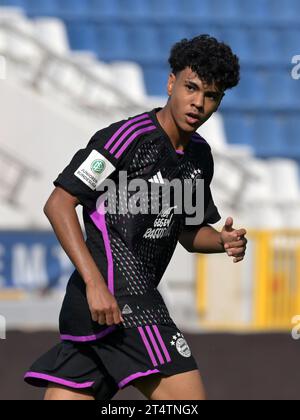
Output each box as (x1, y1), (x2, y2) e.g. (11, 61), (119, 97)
(179, 217), (248, 264)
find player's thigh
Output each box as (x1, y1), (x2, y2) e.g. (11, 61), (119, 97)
(133, 369), (206, 401)
(44, 384), (95, 400)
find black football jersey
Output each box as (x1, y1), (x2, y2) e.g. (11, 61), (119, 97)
(54, 108), (221, 342)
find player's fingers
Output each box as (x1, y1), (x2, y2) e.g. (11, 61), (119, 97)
(113, 308), (124, 325)
(235, 229), (247, 238)
(224, 217), (234, 232)
(105, 311), (115, 326)
(233, 256), (245, 263)
(91, 311), (98, 323)
(112, 311), (120, 325)
(234, 250), (246, 259)
(225, 239), (247, 250)
(225, 232), (239, 242)
(97, 313), (106, 325)
(227, 248), (246, 257)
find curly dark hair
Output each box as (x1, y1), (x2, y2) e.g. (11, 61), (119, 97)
(168, 34), (240, 91)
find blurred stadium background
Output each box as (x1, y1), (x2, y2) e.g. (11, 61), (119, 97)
(0, 0), (300, 400)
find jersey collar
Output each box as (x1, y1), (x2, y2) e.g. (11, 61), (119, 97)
(149, 108), (196, 162)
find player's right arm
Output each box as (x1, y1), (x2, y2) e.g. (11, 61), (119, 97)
(49, 118), (149, 325)
(44, 186), (124, 327)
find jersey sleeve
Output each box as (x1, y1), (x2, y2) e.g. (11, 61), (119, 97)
(184, 144), (221, 230)
(53, 121), (140, 210)
(201, 185), (221, 226)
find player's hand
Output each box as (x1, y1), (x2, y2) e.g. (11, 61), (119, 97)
(86, 281), (125, 326)
(220, 217), (248, 264)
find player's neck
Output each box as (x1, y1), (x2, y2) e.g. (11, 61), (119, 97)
(156, 106), (192, 152)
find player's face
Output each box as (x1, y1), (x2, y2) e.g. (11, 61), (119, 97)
(167, 67), (224, 133)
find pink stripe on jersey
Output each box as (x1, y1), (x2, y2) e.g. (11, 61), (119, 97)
(109, 119), (153, 155)
(104, 114), (149, 151)
(115, 126), (156, 159)
(24, 372), (94, 389)
(138, 327), (158, 367)
(60, 326), (116, 343)
(89, 201), (114, 295)
(145, 326), (165, 365)
(153, 326), (172, 363)
(118, 369), (160, 389)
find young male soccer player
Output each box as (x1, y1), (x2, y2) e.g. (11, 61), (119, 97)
(24, 35), (248, 400)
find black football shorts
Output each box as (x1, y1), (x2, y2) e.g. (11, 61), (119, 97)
(24, 324), (199, 400)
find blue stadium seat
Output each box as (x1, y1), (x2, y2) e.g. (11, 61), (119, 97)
(143, 64), (168, 96)
(289, 76), (300, 108)
(95, 23), (160, 63)
(220, 28), (253, 64)
(280, 29), (300, 65)
(252, 115), (287, 157)
(141, 0), (182, 22)
(95, 23), (129, 61)
(221, 28), (284, 66)
(284, 116), (300, 158)
(209, 0), (240, 22)
(237, 0), (270, 23)
(26, 0), (89, 18)
(24, 0), (59, 16)
(125, 24), (159, 63)
(222, 66), (299, 113)
(264, 71), (299, 109)
(187, 24), (222, 42)
(251, 29), (281, 65)
(55, 0), (89, 18)
(69, 22), (161, 63)
(0, 0), (25, 7)
(225, 112), (300, 159)
(158, 24), (189, 58)
(66, 22), (98, 53)
(225, 70), (266, 110)
(223, 113), (256, 146)
(114, 0), (149, 21)
(289, 0), (300, 19)
(87, 0), (119, 19)
(222, 87), (241, 110)
(178, 0), (211, 21)
(268, 0), (300, 23)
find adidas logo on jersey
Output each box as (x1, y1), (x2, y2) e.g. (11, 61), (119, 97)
(122, 304), (133, 315)
(149, 171), (165, 185)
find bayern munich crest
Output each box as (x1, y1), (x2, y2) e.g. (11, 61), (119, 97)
(170, 332), (192, 358)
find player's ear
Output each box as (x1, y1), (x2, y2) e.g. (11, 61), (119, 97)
(167, 73), (176, 96)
